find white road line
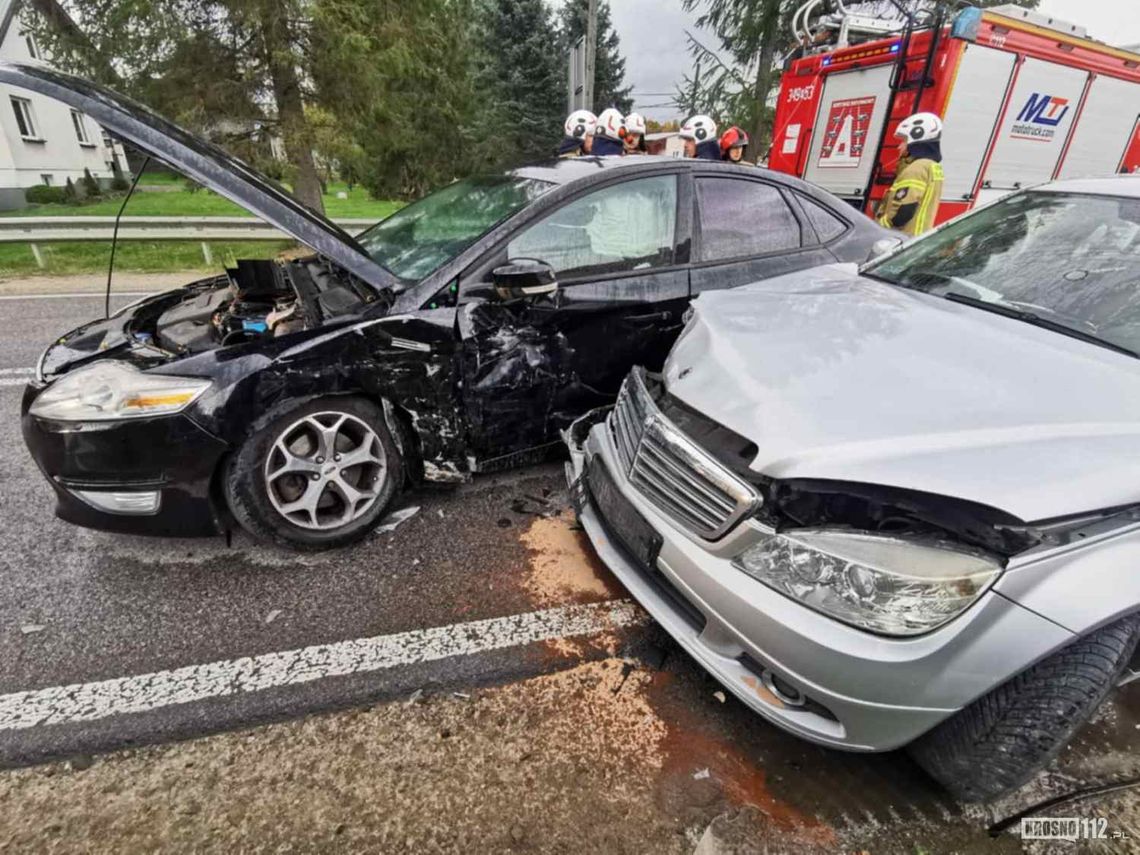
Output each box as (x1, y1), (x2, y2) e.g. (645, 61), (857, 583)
(0, 291), (154, 301)
(0, 600), (646, 732)
(0, 367), (33, 375)
(0, 377), (30, 387)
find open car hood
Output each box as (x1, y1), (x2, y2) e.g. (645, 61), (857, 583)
(0, 62), (397, 290)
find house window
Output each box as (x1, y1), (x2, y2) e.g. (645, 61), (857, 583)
(10, 97), (39, 140)
(24, 34), (39, 59)
(71, 109), (92, 145)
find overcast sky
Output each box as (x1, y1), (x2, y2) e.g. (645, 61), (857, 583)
(606, 0), (1140, 122)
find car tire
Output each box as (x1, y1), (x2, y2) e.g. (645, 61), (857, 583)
(224, 396), (404, 551)
(908, 612), (1140, 802)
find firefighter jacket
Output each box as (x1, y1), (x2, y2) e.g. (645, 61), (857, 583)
(878, 157), (944, 236)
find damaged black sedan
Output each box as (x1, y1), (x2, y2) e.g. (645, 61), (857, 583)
(14, 62), (892, 550)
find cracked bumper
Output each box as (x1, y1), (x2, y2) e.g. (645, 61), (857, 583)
(564, 410), (1072, 752)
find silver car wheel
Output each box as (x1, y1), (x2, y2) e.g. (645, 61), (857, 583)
(264, 411), (387, 531)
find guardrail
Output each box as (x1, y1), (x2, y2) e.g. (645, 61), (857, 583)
(0, 216), (376, 267)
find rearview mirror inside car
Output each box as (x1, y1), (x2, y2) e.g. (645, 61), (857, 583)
(491, 261), (559, 301)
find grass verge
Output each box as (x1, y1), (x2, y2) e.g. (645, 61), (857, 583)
(0, 240), (294, 276)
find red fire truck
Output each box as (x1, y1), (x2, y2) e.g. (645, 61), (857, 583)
(769, 3), (1140, 225)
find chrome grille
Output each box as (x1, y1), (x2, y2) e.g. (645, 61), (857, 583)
(607, 368), (760, 539)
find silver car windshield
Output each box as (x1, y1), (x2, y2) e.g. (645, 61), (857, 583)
(867, 190), (1140, 357)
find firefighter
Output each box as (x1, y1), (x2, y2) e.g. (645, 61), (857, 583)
(878, 112), (945, 236)
(592, 108), (627, 156)
(680, 115), (720, 159)
(558, 110), (597, 158)
(720, 126), (751, 163)
(623, 112), (648, 154)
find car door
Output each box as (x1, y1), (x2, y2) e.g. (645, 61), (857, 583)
(457, 171), (692, 461)
(689, 175), (835, 294)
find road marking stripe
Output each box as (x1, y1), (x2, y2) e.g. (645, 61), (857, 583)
(0, 291), (155, 301)
(0, 600), (646, 732)
(0, 377), (29, 387)
(0, 367), (33, 375)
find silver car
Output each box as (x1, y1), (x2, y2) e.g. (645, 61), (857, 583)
(566, 177), (1140, 802)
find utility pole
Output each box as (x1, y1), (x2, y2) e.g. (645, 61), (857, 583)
(584, 0), (597, 112)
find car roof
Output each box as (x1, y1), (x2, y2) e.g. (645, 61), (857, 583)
(510, 155), (801, 186)
(1035, 175), (1140, 199)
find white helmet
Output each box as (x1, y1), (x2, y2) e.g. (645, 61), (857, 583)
(596, 107), (625, 142)
(623, 112), (647, 136)
(680, 114), (717, 142)
(564, 109), (597, 140)
(895, 112), (943, 143)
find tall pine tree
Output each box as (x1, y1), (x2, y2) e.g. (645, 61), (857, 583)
(559, 0), (633, 115)
(473, 0), (565, 167)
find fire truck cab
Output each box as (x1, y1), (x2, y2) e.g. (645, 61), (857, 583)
(769, 3), (1140, 225)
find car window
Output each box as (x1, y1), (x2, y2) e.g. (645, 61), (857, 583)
(867, 190), (1140, 355)
(696, 178), (801, 262)
(508, 175), (677, 279)
(798, 194), (848, 242)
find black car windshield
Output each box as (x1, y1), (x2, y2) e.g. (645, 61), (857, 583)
(866, 190), (1140, 355)
(356, 175), (554, 281)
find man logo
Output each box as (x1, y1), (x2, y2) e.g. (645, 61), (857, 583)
(1016, 93), (1070, 127)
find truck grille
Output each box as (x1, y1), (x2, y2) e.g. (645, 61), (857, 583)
(608, 368), (760, 539)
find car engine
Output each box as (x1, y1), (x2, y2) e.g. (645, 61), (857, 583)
(151, 257), (380, 354)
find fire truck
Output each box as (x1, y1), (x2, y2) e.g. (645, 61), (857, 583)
(768, 3), (1140, 225)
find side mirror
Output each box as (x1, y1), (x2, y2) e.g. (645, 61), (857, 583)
(491, 261), (559, 301)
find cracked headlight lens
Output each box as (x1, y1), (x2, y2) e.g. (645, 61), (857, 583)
(30, 362), (212, 421)
(733, 528), (1002, 636)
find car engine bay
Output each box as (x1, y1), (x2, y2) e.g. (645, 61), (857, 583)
(147, 256), (384, 354)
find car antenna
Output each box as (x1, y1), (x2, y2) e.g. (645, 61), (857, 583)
(104, 154), (150, 319)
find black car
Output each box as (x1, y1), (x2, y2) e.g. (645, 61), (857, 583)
(12, 63), (893, 550)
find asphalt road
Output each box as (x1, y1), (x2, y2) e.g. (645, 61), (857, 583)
(2, 290), (1138, 850)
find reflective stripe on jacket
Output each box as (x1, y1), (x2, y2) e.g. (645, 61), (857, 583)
(878, 158), (944, 236)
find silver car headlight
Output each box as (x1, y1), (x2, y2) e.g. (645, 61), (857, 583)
(733, 528), (1003, 637)
(30, 362), (212, 422)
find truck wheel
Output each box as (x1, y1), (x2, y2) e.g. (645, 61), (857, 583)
(908, 613), (1140, 802)
(225, 397), (403, 552)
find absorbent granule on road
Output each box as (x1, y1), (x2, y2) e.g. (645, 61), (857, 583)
(518, 512), (623, 608)
(0, 658), (834, 854)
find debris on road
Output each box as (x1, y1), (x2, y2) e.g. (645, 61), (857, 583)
(404, 689), (424, 707)
(19, 624), (45, 635)
(376, 506), (420, 534)
(713, 691), (726, 704)
(264, 610), (282, 625)
(693, 768), (711, 780)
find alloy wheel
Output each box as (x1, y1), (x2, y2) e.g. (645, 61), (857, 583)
(264, 411), (387, 530)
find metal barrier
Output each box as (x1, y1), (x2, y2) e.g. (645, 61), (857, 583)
(0, 216), (376, 267)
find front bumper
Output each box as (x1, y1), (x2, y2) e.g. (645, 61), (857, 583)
(21, 382), (228, 537)
(566, 409), (1073, 752)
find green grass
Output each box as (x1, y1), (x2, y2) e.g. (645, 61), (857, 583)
(0, 240), (293, 276)
(0, 181), (404, 275)
(2, 181), (400, 220)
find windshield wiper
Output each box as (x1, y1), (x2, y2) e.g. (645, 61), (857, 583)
(943, 292), (1139, 360)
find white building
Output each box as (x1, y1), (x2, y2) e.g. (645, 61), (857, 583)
(0, 12), (128, 208)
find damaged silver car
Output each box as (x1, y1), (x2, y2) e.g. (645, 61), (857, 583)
(567, 177), (1140, 801)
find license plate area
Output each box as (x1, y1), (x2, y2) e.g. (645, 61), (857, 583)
(586, 457), (662, 570)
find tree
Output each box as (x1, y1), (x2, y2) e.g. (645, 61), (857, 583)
(558, 0), (633, 114)
(28, 0), (327, 212)
(310, 0), (479, 199)
(471, 0), (565, 168)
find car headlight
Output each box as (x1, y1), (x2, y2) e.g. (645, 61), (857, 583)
(733, 528), (1002, 637)
(30, 362), (212, 421)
